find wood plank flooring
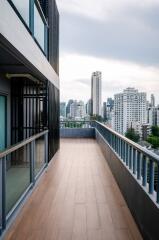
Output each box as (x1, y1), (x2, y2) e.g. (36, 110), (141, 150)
(4, 139), (142, 240)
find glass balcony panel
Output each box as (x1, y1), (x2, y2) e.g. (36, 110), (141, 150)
(6, 144), (31, 215)
(35, 135), (45, 176)
(34, 5), (45, 51)
(11, 0), (30, 25)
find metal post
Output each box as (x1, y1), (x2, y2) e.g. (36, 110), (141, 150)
(129, 146), (133, 170)
(126, 144), (129, 166)
(30, 141), (35, 185)
(133, 149), (137, 175)
(142, 155), (147, 187)
(149, 159), (154, 194)
(157, 164), (159, 204)
(123, 142), (125, 162)
(45, 132), (48, 167)
(137, 152), (141, 180)
(2, 157), (6, 230)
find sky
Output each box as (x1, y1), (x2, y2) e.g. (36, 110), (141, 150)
(56, 0), (159, 104)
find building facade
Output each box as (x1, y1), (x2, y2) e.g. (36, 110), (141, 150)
(114, 88), (147, 134)
(60, 102), (66, 119)
(66, 99), (74, 118)
(86, 99), (92, 117)
(70, 100), (85, 120)
(91, 71), (102, 116)
(0, 0), (59, 232)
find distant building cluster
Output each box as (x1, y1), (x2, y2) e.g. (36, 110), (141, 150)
(60, 71), (159, 142)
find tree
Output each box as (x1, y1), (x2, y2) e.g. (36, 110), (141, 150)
(90, 114), (103, 122)
(147, 136), (159, 149)
(125, 128), (140, 142)
(151, 126), (159, 137)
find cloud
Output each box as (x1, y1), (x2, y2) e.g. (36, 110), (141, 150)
(57, 0), (159, 21)
(60, 11), (159, 66)
(58, 0), (159, 66)
(60, 54), (159, 103)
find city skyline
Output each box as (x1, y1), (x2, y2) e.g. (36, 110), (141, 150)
(57, 0), (159, 104)
(60, 87), (159, 105)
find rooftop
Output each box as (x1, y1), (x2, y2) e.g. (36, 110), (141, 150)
(5, 139), (142, 240)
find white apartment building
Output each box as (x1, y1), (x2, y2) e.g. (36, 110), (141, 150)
(70, 101), (85, 120)
(114, 88), (147, 134)
(91, 71), (102, 116)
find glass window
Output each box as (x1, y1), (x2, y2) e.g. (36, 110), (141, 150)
(34, 4), (45, 51)
(12, 0), (29, 25)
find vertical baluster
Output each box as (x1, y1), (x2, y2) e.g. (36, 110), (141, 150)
(137, 152), (141, 180)
(45, 132), (48, 167)
(126, 144), (129, 166)
(133, 149), (137, 175)
(113, 134), (115, 150)
(119, 138), (123, 158)
(30, 140), (35, 185)
(2, 156), (6, 230)
(129, 146), (132, 170)
(114, 136), (116, 152)
(156, 164), (159, 203)
(117, 137), (119, 155)
(149, 159), (154, 194)
(123, 142), (126, 162)
(142, 155), (147, 187)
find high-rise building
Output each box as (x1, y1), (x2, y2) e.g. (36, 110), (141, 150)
(86, 99), (92, 116)
(60, 102), (66, 118)
(148, 105), (159, 126)
(103, 102), (107, 120)
(107, 98), (114, 111)
(66, 99), (74, 117)
(151, 94), (155, 107)
(91, 71), (102, 116)
(70, 101), (85, 119)
(114, 88), (147, 134)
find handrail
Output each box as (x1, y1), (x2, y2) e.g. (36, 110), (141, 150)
(0, 130), (48, 159)
(95, 121), (159, 163)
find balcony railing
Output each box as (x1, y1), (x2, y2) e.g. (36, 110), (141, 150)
(60, 120), (159, 206)
(95, 121), (159, 205)
(0, 130), (48, 233)
(60, 120), (93, 128)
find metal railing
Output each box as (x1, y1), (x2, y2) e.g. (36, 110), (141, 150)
(95, 121), (159, 205)
(0, 130), (48, 232)
(60, 120), (159, 205)
(60, 120), (93, 129)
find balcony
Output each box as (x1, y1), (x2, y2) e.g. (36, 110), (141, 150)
(2, 121), (159, 239)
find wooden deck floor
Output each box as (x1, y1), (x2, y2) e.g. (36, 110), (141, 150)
(5, 139), (142, 240)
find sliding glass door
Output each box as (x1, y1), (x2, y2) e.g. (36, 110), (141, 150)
(0, 95), (6, 151)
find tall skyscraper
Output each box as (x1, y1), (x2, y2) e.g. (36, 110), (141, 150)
(103, 102), (107, 120)
(151, 94), (155, 107)
(66, 99), (74, 117)
(91, 71), (102, 116)
(86, 99), (92, 116)
(114, 88), (147, 134)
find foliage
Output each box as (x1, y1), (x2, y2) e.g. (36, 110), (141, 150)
(90, 114), (103, 122)
(125, 128), (140, 143)
(151, 126), (159, 137)
(147, 136), (159, 149)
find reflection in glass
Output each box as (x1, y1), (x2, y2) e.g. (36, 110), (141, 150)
(6, 145), (30, 214)
(12, 0), (29, 25)
(34, 5), (45, 50)
(35, 136), (45, 176)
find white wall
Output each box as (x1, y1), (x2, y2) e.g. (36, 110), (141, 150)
(0, 0), (59, 89)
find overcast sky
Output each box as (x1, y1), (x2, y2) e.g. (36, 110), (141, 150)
(57, 0), (159, 104)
